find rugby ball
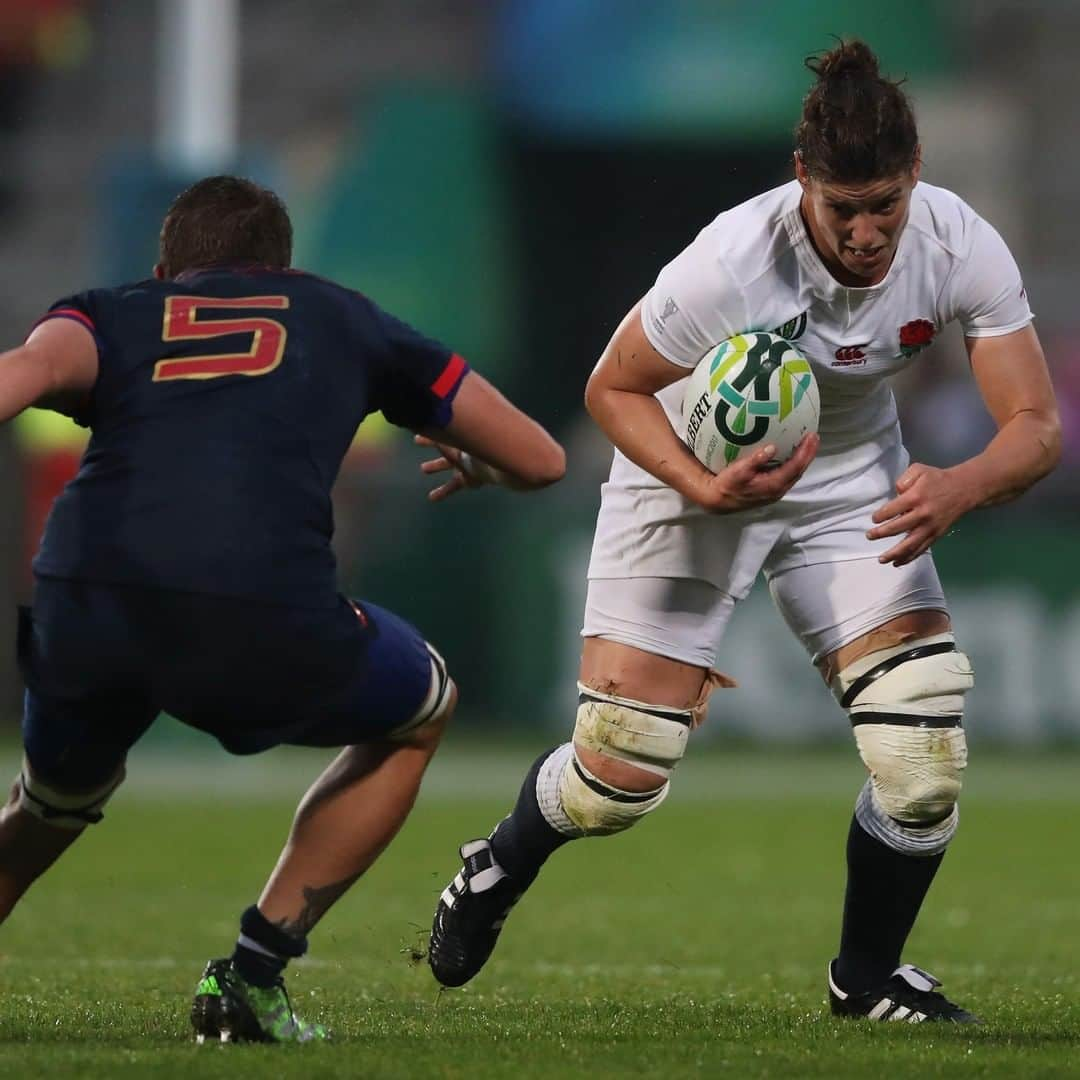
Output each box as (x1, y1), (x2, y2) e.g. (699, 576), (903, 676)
(681, 331), (819, 472)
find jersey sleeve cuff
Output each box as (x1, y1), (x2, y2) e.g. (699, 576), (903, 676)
(640, 304), (700, 368)
(961, 315), (1035, 339)
(427, 353), (469, 428)
(33, 308), (106, 360)
(431, 352), (468, 398)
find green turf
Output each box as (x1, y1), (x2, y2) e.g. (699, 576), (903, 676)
(0, 747), (1077, 1078)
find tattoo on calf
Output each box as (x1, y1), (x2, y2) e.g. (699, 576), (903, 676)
(274, 876), (358, 938)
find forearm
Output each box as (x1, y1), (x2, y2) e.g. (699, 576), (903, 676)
(950, 409), (1061, 509)
(587, 387), (713, 502)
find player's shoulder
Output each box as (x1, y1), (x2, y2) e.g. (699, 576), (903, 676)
(686, 181), (802, 281)
(253, 267), (383, 319)
(45, 279), (162, 327)
(906, 182), (995, 260)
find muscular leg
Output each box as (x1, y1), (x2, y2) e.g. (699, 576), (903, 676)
(226, 686), (455, 993)
(0, 779), (84, 921)
(822, 610), (967, 993)
(429, 639), (718, 987)
(257, 702), (453, 936)
(0, 757), (130, 923)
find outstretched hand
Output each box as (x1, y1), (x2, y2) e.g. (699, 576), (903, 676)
(414, 434), (489, 502)
(867, 462), (975, 567)
(695, 433), (819, 513)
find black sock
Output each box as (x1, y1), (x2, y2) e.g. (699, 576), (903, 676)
(231, 904), (308, 988)
(489, 745), (574, 883)
(834, 815), (944, 994)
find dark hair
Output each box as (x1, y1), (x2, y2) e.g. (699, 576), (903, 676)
(796, 40), (918, 183)
(158, 175), (293, 277)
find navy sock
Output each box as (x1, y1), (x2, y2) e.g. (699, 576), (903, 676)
(231, 904), (308, 988)
(489, 746), (573, 883)
(834, 815), (944, 993)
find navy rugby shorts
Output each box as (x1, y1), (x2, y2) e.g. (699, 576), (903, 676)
(18, 578), (438, 790)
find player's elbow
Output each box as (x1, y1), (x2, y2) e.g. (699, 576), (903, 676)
(1043, 410), (1063, 472)
(524, 438), (566, 488)
(583, 371), (606, 423)
(1032, 405), (1062, 479)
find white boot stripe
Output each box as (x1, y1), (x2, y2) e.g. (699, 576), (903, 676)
(868, 999), (894, 1020)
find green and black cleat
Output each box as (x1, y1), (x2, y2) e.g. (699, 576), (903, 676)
(190, 958), (329, 1044)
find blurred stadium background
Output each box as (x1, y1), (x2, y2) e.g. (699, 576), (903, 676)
(2, 6), (1079, 1074)
(1, 0), (1078, 749)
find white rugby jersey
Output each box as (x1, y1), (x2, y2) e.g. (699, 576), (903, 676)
(588, 180), (1032, 583)
(640, 179), (1031, 470)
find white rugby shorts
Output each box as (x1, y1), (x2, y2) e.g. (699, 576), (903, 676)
(583, 440), (948, 665)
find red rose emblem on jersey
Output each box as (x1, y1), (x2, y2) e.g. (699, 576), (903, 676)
(898, 319), (936, 356)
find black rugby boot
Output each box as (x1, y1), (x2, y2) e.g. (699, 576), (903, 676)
(828, 961), (981, 1023)
(429, 838), (530, 987)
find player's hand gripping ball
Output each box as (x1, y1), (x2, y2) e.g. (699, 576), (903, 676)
(681, 331), (820, 471)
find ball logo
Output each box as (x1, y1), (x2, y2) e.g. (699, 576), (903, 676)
(707, 333), (813, 464)
(772, 311), (808, 342)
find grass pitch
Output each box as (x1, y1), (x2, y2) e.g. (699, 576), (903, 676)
(0, 742), (1077, 1078)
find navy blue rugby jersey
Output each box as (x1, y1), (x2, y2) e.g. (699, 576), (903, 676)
(32, 265), (469, 605)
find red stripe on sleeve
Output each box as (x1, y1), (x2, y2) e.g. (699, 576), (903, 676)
(431, 353), (467, 399)
(37, 308), (97, 334)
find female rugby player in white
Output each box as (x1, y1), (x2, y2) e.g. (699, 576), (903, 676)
(423, 39), (1061, 1022)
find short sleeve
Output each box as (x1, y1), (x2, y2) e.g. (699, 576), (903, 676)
(641, 230), (749, 367)
(32, 291), (106, 359)
(368, 303), (470, 430)
(28, 290), (104, 427)
(949, 218), (1033, 339)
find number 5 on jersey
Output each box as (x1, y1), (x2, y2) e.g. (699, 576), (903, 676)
(155, 295), (290, 381)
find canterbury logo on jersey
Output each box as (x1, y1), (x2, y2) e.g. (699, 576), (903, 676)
(833, 344), (869, 366)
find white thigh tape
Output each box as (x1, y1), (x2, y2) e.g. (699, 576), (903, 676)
(19, 758), (125, 829)
(574, 684), (692, 779)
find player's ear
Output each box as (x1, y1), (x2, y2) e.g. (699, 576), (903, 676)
(153, 263), (166, 280)
(794, 151), (809, 187)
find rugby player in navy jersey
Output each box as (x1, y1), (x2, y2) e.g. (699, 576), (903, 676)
(0, 175), (565, 1043)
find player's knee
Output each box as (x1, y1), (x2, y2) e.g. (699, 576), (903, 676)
(16, 757), (125, 830)
(555, 683), (695, 836)
(832, 632), (973, 854)
(857, 725), (967, 823)
(426, 679), (457, 744)
(558, 750), (669, 835)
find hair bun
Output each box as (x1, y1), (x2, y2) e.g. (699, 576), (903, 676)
(809, 39), (880, 83)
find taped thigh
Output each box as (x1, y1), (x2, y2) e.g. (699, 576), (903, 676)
(574, 684), (695, 779)
(573, 672), (731, 778)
